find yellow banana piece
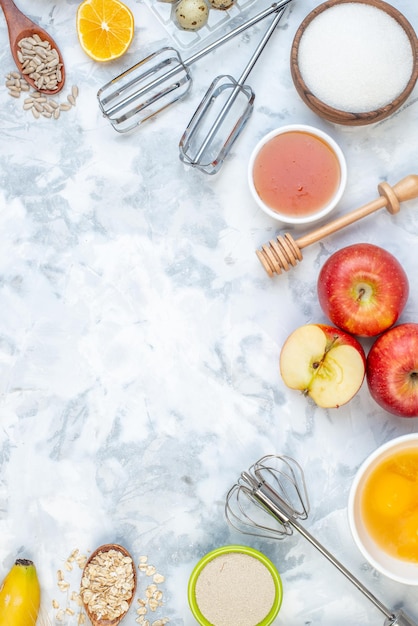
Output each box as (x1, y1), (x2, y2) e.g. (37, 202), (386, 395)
(0, 558), (41, 626)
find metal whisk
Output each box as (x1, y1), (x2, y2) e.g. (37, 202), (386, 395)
(179, 4), (289, 174)
(97, 0), (292, 133)
(225, 455), (418, 626)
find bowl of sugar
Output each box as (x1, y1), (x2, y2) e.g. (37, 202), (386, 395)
(291, 0), (418, 125)
(349, 434), (418, 585)
(188, 545), (283, 625)
(248, 124), (347, 225)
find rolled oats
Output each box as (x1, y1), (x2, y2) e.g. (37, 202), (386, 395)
(80, 549), (135, 621)
(153, 574), (165, 584)
(54, 547), (170, 625)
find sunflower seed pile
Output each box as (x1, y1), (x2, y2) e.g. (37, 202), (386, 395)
(5, 72), (78, 120)
(17, 34), (63, 92)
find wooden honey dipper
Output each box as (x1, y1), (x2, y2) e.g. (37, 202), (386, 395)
(256, 174), (418, 277)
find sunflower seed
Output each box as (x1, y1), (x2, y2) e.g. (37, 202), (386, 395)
(16, 35), (63, 92)
(5, 69), (78, 121)
(19, 39), (34, 50)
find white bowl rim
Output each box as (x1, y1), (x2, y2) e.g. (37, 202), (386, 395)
(247, 124), (347, 225)
(348, 433), (418, 585)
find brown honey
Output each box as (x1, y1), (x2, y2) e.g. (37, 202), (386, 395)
(252, 130), (341, 217)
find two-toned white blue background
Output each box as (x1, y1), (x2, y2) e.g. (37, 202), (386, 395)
(0, 0), (417, 623)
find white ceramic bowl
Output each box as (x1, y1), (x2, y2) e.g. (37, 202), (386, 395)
(248, 124), (347, 225)
(348, 434), (418, 585)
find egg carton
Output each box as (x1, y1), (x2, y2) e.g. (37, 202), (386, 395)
(140, 0), (260, 50)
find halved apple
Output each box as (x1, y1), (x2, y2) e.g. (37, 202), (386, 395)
(279, 324), (366, 408)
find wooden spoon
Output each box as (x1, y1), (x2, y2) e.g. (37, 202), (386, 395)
(0, 0), (65, 94)
(81, 543), (137, 626)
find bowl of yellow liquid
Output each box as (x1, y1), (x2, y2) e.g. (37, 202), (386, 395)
(348, 434), (418, 584)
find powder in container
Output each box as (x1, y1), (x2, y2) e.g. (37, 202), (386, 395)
(194, 551), (276, 626)
(297, 2), (414, 112)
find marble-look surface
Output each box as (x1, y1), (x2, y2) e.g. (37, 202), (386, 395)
(0, 0), (418, 624)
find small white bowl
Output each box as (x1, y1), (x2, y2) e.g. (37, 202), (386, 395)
(248, 124), (347, 225)
(348, 434), (418, 585)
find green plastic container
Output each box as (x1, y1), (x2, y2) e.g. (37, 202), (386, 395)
(188, 545), (283, 626)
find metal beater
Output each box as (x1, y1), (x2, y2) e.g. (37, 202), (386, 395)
(97, 0), (292, 133)
(225, 454), (418, 626)
(178, 5), (288, 174)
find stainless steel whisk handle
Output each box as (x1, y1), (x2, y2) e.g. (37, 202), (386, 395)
(249, 477), (394, 621)
(386, 611), (418, 626)
(184, 0), (293, 67)
(240, 470), (297, 524)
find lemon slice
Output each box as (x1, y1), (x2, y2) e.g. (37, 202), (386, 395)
(76, 0), (135, 62)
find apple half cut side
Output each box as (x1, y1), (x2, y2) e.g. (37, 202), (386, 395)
(279, 324), (366, 409)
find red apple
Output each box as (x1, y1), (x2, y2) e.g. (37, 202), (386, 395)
(317, 243), (409, 337)
(366, 323), (418, 418)
(279, 323), (366, 408)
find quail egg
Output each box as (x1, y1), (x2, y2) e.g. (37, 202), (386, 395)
(209, 0), (235, 9)
(175, 0), (209, 30)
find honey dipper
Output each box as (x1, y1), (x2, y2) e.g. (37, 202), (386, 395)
(256, 174), (418, 277)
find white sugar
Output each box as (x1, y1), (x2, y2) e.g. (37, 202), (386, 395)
(298, 3), (414, 112)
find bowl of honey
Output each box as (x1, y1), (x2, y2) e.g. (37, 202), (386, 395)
(248, 124), (347, 225)
(348, 434), (418, 585)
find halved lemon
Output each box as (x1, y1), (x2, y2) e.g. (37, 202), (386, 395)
(76, 0), (135, 62)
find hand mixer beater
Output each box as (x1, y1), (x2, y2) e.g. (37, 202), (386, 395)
(225, 454), (418, 626)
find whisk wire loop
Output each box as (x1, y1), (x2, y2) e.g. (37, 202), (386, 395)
(97, 48), (192, 132)
(225, 454), (310, 540)
(225, 482), (293, 540)
(252, 454), (310, 520)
